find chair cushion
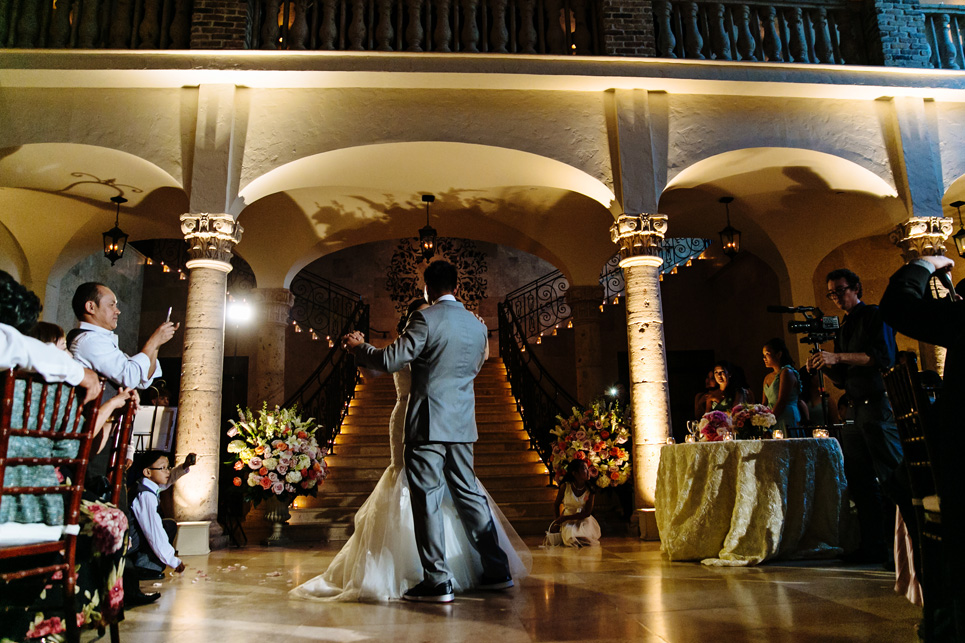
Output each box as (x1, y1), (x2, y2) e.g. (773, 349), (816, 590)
(1, 380), (80, 526)
(0, 522), (80, 547)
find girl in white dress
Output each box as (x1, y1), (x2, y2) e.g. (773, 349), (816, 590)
(546, 459), (601, 547)
(290, 300), (531, 602)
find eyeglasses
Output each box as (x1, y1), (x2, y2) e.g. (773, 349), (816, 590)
(148, 466), (171, 471)
(825, 287), (853, 300)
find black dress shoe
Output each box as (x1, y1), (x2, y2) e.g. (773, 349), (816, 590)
(478, 574), (514, 590)
(126, 589), (161, 607)
(136, 567), (165, 581)
(403, 580), (454, 603)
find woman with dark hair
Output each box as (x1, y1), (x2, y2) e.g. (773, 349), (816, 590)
(27, 321), (67, 350)
(762, 337), (802, 434)
(702, 360), (752, 414)
(292, 299), (530, 602)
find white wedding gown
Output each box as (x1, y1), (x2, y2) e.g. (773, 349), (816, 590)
(290, 367), (532, 602)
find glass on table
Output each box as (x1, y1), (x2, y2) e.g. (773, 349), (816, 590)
(812, 428), (830, 438)
(684, 434), (698, 443)
(665, 436), (676, 445)
(772, 429), (784, 440)
(722, 432), (735, 441)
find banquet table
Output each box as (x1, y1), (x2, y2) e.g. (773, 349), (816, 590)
(655, 438), (853, 566)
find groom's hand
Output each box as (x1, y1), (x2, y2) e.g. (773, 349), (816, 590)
(342, 332), (364, 353)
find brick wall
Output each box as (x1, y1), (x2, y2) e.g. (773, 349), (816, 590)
(865, 0), (932, 67)
(601, 0), (656, 57)
(191, 0), (251, 49)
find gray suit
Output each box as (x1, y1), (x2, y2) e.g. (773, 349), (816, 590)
(355, 298), (510, 586)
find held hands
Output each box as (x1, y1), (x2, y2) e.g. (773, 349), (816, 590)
(341, 331), (365, 353)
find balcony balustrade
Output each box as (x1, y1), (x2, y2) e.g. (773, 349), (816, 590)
(923, 6), (965, 69)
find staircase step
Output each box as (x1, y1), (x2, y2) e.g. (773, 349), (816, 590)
(342, 414), (523, 426)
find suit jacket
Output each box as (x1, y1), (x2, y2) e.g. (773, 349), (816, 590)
(354, 299), (488, 443)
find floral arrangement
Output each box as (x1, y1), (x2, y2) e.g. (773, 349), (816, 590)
(730, 403), (777, 440)
(226, 403), (328, 505)
(550, 401), (631, 490)
(698, 410), (733, 442)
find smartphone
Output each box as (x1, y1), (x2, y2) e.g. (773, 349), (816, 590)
(166, 307), (172, 323)
(185, 453), (197, 467)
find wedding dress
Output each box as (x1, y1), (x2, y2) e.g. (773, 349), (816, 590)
(290, 366), (531, 602)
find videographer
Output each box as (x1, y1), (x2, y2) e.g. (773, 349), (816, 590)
(807, 268), (909, 566)
(880, 255), (963, 641)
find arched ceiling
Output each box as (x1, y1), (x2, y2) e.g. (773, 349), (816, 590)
(944, 174), (965, 215)
(660, 147), (907, 300)
(0, 143), (187, 294)
(235, 143), (618, 288)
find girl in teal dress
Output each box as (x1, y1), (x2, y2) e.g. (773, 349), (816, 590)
(762, 338), (802, 435)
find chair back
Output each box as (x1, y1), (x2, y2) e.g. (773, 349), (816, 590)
(107, 399), (136, 506)
(882, 362), (940, 504)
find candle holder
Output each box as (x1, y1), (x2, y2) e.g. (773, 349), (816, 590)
(722, 432), (735, 441)
(665, 436), (676, 445)
(685, 434), (698, 443)
(812, 428), (830, 438)
(772, 429), (784, 439)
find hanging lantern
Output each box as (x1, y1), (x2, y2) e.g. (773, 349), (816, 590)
(718, 196), (741, 259)
(103, 196), (129, 266)
(418, 194), (437, 262)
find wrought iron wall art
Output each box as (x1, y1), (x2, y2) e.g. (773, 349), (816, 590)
(386, 237), (489, 313)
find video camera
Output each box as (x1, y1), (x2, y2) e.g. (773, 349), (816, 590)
(766, 306), (839, 344)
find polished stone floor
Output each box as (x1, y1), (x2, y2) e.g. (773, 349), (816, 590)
(98, 538), (922, 643)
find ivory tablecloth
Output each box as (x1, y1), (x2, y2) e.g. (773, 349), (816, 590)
(655, 438), (853, 566)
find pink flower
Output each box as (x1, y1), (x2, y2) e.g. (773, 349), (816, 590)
(227, 426), (239, 437)
(86, 502), (128, 555)
(26, 616), (64, 638)
(105, 575), (124, 616)
(248, 456), (263, 469)
(276, 463), (288, 475)
(271, 481), (285, 494)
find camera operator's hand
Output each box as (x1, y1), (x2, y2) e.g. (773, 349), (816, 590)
(808, 350), (839, 371)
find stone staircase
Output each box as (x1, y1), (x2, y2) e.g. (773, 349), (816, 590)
(288, 358), (557, 540)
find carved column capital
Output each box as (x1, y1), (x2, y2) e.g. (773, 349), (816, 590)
(890, 216), (953, 262)
(181, 213), (244, 271)
(252, 288), (296, 326)
(610, 213), (668, 267)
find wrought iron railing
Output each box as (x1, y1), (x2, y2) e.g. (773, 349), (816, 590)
(0, 0), (193, 48)
(504, 270), (571, 343)
(284, 300), (369, 451)
(498, 301), (580, 484)
(923, 6), (964, 69)
(249, 0), (603, 53)
(652, 0), (866, 64)
(289, 271), (366, 342)
(600, 238), (712, 300)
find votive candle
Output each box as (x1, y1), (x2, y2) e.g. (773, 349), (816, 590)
(772, 429), (784, 439)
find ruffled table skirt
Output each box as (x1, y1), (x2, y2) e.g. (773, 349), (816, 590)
(655, 438), (854, 566)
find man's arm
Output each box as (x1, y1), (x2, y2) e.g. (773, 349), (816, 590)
(881, 261), (965, 348)
(72, 332), (157, 389)
(139, 322), (179, 379)
(0, 324), (103, 402)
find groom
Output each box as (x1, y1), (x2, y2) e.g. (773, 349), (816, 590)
(343, 260), (512, 603)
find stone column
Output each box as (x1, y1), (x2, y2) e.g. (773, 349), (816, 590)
(890, 216), (953, 375)
(567, 284), (606, 405)
(610, 213), (671, 541)
(250, 288), (295, 408)
(174, 213), (243, 550)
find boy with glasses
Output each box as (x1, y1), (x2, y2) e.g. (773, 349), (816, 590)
(808, 268), (908, 567)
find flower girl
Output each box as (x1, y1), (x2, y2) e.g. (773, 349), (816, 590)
(545, 459), (601, 547)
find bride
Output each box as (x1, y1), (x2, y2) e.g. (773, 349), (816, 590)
(290, 300), (532, 602)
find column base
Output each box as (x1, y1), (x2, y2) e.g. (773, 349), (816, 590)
(632, 508), (660, 541)
(175, 521), (211, 555)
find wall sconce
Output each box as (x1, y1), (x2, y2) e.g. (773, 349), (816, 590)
(718, 196), (740, 259)
(418, 194), (437, 262)
(103, 196), (129, 266)
(951, 200), (965, 258)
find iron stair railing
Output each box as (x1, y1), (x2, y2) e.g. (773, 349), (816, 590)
(498, 300), (580, 484)
(503, 270), (572, 343)
(284, 274), (369, 452)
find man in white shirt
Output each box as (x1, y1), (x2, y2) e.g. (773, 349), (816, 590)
(68, 282), (179, 391)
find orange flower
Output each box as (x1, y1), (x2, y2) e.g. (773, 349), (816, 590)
(600, 431), (610, 439)
(254, 445), (265, 455)
(610, 471), (620, 480)
(575, 451), (586, 460)
(233, 460), (244, 470)
(259, 467), (268, 475)
(297, 431), (308, 439)
(233, 477), (242, 486)
(313, 462), (322, 471)
(259, 477), (272, 489)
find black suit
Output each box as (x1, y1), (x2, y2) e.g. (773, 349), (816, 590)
(880, 262), (964, 640)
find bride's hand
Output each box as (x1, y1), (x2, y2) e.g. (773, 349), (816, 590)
(473, 313), (486, 326)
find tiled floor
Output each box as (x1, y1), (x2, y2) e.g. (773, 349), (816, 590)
(100, 538), (921, 643)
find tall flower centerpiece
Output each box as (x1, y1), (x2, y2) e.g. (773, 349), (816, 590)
(698, 410), (733, 442)
(730, 404), (777, 440)
(226, 404), (328, 545)
(550, 401), (631, 490)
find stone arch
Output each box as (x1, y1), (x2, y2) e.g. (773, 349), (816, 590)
(0, 143), (187, 301)
(659, 147), (905, 308)
(233, 142), (618, 290)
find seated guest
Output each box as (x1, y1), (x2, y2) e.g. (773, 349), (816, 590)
(762, 338), (802, 435)
(27, 320), (67, 351)
(880, 254), (964, 641)
(693, 368), (717, 419)
(545, 459), (600, 548)
(702, 360), (752, 414)
(128, 450), (194, 580)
